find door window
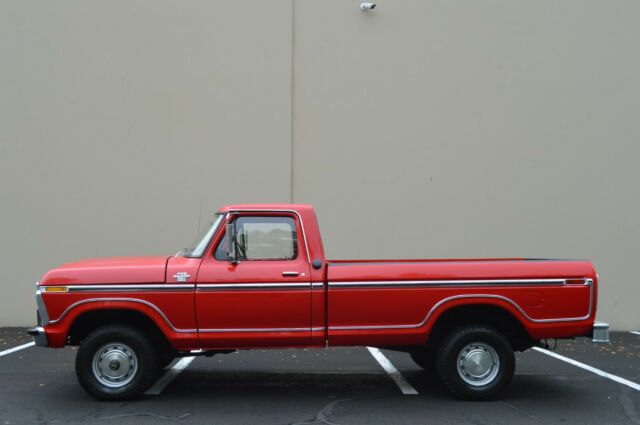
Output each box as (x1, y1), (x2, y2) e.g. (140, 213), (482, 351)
(214, 216), (298, 261)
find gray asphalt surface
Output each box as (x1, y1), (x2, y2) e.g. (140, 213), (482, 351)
(1, 328), (639, 424)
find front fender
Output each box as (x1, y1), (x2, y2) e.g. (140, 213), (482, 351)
(43, 298), (198, 349)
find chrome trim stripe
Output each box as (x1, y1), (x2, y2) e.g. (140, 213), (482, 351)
(47, 298), (321, 334)
(328, 278), (569, 288)
(227, 209), (311, 265)
(55, 284), (195, 292)
(45, 280), (593, 334)
(199, 326), (325, 333)
(197, 283), (310, 289)
(42, 279), (576, 292)
(329, 279), (593, 330)
(48, 298), (197, 333)
(42, 283), (318, 292)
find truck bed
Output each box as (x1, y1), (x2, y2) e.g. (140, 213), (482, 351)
(325, 258), (597, 346)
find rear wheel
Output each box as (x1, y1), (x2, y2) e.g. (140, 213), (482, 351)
(75, 325), (160, 400)
(436, 325), (514, 400)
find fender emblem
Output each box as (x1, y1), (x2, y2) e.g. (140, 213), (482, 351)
(173, 272), (191, 282)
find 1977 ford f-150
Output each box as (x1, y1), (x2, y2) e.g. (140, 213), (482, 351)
(28, 204), (608, 400)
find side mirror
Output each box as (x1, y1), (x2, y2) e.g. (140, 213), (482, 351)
(225, 218), (237, 264)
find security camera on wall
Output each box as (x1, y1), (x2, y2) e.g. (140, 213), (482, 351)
(360, 3), (376, 11)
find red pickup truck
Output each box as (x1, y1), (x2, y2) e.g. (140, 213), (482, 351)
(29, 204), (606, 400)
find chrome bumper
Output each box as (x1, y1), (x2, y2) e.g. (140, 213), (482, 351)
(36, 287), (50, 326)
(27, 326), (48, 347)
(592, 321), (610, 343)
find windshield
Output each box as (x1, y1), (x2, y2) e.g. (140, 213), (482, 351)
(179, 213), (224, 258)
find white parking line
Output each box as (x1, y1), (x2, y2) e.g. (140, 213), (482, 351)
(630, 331), (640, 336)
(0, 342), (35, 357)
(366, 347), (419, 395)
(532, 347), (640, 392)
(145, 356), (195, 395)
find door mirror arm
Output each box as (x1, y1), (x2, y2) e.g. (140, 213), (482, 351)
(225, 218), (238, 264)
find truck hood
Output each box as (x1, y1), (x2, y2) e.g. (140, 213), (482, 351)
(39, 256), (169, 285)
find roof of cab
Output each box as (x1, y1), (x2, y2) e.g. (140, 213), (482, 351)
(218, 204), (315, 213)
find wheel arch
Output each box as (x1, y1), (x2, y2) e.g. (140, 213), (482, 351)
(426, 298), (535, 351)
(60, 302), (177, 351)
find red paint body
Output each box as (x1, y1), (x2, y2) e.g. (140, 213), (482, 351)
(36, 204), (598, 351)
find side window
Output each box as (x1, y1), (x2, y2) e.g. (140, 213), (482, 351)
(214, 216), (298, 261)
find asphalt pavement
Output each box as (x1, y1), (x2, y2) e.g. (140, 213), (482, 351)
(1, 328), (639, 424)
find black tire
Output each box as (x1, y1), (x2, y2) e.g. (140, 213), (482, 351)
(436, 325), (514, 400)
(410, 347), (437, 375)
(75, 325), (160, 400)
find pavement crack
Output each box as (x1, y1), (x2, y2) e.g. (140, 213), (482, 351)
(30, 407), (104, 424)
(92, 412), (193, 421)
(499, 401), (539, 421)
(617, 386), (640, 425)
(288, 399), (351, 425)
(28, 411), (192, 424)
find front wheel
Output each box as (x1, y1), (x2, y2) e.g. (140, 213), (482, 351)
(436, 325), (514, 400)
(75, 325), (160, 400)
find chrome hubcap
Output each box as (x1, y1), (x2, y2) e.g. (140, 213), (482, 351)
(92, 343), (138, 388)
(457, 342), (500, 386)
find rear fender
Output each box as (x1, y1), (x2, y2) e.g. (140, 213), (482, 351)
(424, 296), (530, 336)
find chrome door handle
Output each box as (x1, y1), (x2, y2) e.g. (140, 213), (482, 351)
(282, 271), (299, 277)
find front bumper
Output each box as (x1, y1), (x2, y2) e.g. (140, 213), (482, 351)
(592, 321), (610, 343)
(27, 326), (48, 346)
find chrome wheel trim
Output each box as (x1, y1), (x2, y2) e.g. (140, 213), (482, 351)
(457, 342), (500, 387)
(91, 343), (138, 388)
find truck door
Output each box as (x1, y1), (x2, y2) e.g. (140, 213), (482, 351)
(195, 212), (312, 348)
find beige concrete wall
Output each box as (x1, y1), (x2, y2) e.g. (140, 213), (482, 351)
(0, 1), (293, 325)
(293, 0), (640, 330)
(1, 0), (639, 330)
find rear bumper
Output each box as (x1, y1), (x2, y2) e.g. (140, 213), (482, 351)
(592, 321), (610, 343)
(27, 326), (48, 347)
